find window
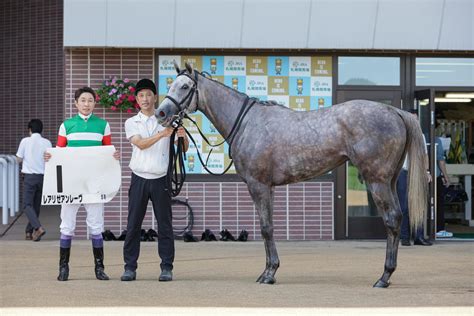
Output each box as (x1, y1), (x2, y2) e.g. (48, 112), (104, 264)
(338, 57), (400, 86)
(416, 58), (474, 87)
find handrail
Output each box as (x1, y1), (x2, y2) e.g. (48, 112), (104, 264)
(0, 157), (8, 224)
(0, 155), (20, 225)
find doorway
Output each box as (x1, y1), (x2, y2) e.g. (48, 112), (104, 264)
(416, 89), (474, 240)
(335, 90), (402, 239)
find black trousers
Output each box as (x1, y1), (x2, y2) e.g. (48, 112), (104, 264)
(23, 174), (44, 232)
(123, 173), (174, 272)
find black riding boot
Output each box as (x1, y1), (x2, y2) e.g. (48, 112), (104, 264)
(93, 247), (109, 280)
(57, 247), (70, 281)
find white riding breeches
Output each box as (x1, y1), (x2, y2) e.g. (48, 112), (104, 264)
(59, 203), (104, 236)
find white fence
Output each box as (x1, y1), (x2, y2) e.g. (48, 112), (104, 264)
(0, 155), (20, 225)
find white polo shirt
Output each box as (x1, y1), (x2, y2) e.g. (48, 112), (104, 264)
(125, 112), (170, 179)
(16, 133), (52, 174)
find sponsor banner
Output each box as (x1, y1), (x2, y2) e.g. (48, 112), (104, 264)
(246, 76), (268, 96)
(203, 56), (225, 76)
(311, 56), (332, 77)
(310, 96), (332, 110)
(158, 75), (176, 94)
(311, 76), (332, 97)
(224, 76), (246, 93)
(268, 76), (289, 95)
(184, 152), (201, 174)
(289, 76), (311, 97)
(202, 134), (225, 154)
(181, 55), (202, 70)
(289, 56), (311, 77)
(246, 56), (268, 76)
(159, 56), (181, 75)
(268, 95), (290, 108)
(224, 56), (246, 75)
(268, 56), (289, 76)
(290, 96), (311, 111)
(202, 152), (225, 174)
(158, 55), (333, 174)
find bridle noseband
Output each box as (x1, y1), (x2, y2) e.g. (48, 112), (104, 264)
(163, 70), (200, 124)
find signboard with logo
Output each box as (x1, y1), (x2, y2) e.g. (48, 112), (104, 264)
(158, 55), (333, 174)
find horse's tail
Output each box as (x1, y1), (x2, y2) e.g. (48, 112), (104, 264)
(398, 110), (429, 232)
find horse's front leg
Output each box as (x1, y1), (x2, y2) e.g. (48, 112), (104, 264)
(247, 180), (279, 284)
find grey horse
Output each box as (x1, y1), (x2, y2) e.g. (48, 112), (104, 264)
(156, 62), (428, 288)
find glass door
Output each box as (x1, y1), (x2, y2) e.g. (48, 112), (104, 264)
(335, 90), (402, 239)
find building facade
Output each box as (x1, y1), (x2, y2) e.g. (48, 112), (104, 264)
(2, 0), (472, 240)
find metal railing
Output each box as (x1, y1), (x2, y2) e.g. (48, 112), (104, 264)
(0, 154), (20, 225)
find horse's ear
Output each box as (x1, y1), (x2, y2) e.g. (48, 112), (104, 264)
(185, 62), (194, 74)
(173, 60), (180, 73)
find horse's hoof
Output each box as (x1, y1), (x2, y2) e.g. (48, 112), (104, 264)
(256, 272), (267, 283)
(259, 276), (276, 284)
(373, 279), (390, 288)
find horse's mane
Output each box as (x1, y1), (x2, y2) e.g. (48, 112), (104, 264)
(193, 70), (287, 109)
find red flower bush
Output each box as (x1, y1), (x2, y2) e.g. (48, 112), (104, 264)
(96, 77), (139, 113)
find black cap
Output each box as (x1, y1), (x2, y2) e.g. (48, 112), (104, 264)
(135, 78), (157, 96)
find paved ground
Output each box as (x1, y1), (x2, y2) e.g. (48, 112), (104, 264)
(1, 238), (473, 314)
(1, 208), (473, 315)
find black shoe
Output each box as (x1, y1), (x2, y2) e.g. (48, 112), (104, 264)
(121, 270), (136, 281)
(102, 230), (117, 241)
(201, 229), (217, 241)
(401, 239), (411, 246)
(159, 269), (173, 282)
(57, 247), (70, 281)
(147, 229), (158, 240)
(183, 230), (198, 242)
(92, 247), (109, 280)
(117, 230), (127, 241)
(219, 229), (236, 241)
(414, 238), (433, 246)
(237, 229), (249, 242)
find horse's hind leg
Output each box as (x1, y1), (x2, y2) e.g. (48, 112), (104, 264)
(246, 179), (279, 284)
(367, 182), (402, 288)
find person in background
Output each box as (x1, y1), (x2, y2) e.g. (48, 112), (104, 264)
(435, 130), (452, 238)
(397, 109), (432, 246)
(16, 119), (52, 241)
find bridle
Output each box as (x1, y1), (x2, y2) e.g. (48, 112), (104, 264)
(163, 69), (256, 197)
(162, 70), (200, 125)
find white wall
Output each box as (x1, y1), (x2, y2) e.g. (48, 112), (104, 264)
(64, 0), (473, 50)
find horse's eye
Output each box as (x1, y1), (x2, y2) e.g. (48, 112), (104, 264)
(182, 84), (189, 90)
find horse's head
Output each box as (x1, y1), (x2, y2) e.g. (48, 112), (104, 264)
(156, 61), (199, 127)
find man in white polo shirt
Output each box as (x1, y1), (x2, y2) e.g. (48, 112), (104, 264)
(16, 119), (52, 241)
(121, 78), (188, 282)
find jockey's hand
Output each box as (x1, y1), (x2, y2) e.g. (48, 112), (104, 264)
(44, 151), (51, 162)
(177, 127), (186, 138)
(113, 150), (120, 160)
